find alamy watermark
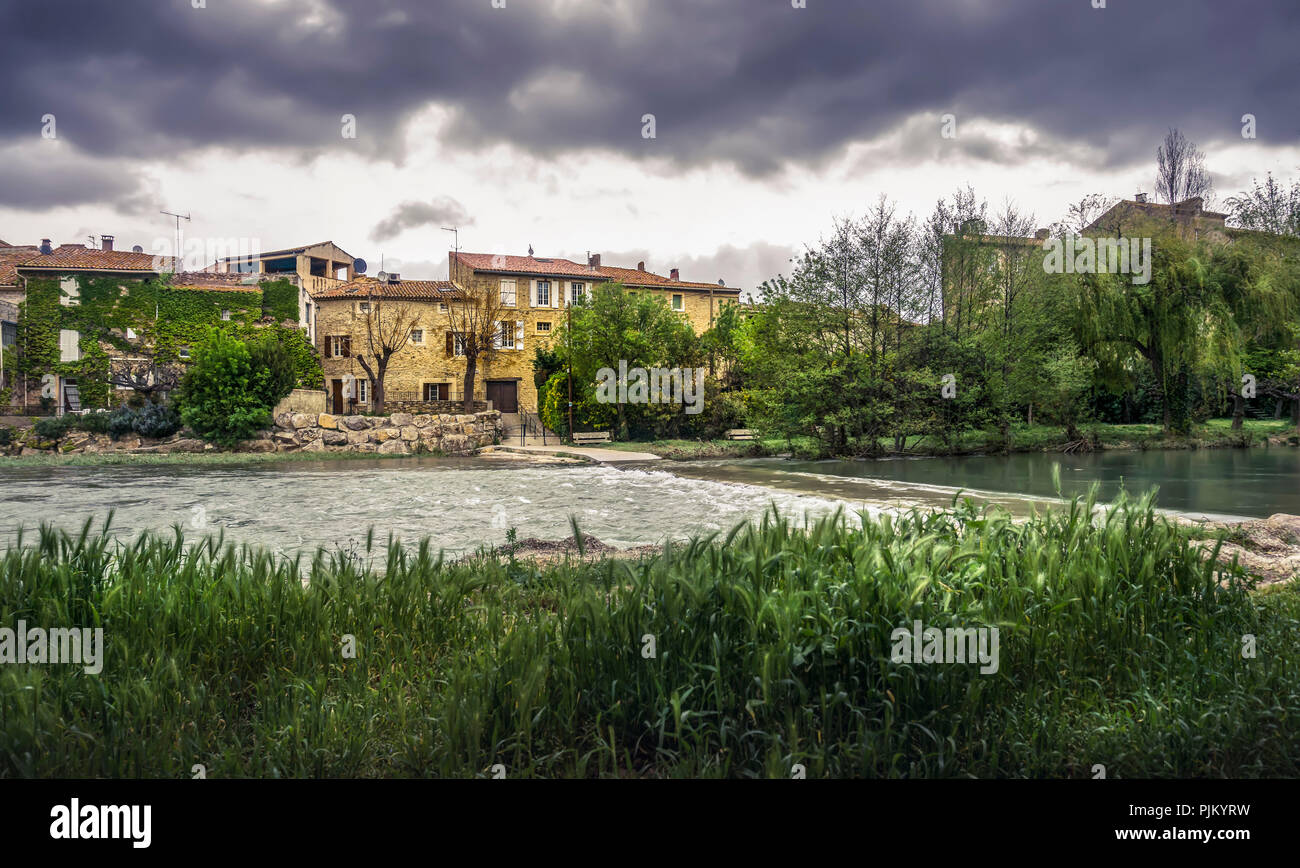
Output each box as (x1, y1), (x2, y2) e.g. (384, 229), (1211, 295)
(890, 620), (999, 674)
(596, 361), (705, 414)
(0, 620), (104, 674)
(1043, 233), (1152, 285)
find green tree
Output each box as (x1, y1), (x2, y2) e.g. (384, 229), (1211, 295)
(178, 330), (273, 446)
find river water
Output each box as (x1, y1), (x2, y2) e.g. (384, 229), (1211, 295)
(1, 448), (1295, 556)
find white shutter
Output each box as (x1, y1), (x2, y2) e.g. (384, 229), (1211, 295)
(551, 280), (559, 308)
(516, 320), (524, 350)
(59, 329), (81, 362)
(529, 280), (538, 308)
(493, 321), (503, 349)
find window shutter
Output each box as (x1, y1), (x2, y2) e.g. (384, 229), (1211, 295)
(445, 332), (454, 356)
(551, 282), (559, 308)
(516, 320), (524, 349)
(492, 321), (503, 349)
(529, 280), (537, 308)
(341, 336), (351, 357)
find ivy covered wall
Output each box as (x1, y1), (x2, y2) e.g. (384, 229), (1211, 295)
(14, 274), (320, 409)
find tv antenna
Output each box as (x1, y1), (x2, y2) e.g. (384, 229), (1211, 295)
(441, 226), (459, 282)
(160, 209), (191, 272)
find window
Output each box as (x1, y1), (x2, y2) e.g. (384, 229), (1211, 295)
(221, 309), (231, 321)
(177, 346), (191, 360)
(59, 277), (79, 307)
(536, 280), (551, 307)
(59, 329), (81, 363)
(358, 301), (370, 314)
(536, 321), (551, 332)
(410, 329), (424, 345)
(328, 335), (351, 358)
(439, 302), (448, 312)
(570, 282), (585, 304)
(496, 321), (515, 349)
(423, 383), (449, 401)
(500, 280), (517, 307)
(446, 332), (466, 356)
(357, 379), (368, 403)
(672, 294), (684, 311)
(125, 327), (137, 340)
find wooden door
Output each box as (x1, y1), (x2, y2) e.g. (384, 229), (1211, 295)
(331, 379), (344, 414)
(486, 380), (518, 413)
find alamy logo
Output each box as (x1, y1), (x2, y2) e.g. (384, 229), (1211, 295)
(596, 361), (705, 414)
(890, 620), (1000, 674)
(0, 621), (104, 674)
(50, 798), (151, 848)
(1042, 233), (1152, 285)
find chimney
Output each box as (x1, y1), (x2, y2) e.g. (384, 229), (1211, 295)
(1034, 228), (1049, 240)
(588, 253), (601, 269)
(387, 272), (400, 284)
(637, 260), (646, 272)
(1134, 192), (1148, 204)
(100, 234), (114, 251)
(39, 238), (53, 255)
(670, 267), (680, 281)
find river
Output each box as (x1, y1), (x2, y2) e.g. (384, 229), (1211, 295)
(1, 448), (1295, 556)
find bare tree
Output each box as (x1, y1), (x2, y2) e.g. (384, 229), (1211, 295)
(353, 291), (420, 414)
(1155, 128), (1213, 205)
(108, 353), (181, 402)
(1226, 171), (1300, 236)
(445, 279), (508, 413)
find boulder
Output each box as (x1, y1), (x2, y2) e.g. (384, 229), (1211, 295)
(373, 427), (400, 443)
(238, 439), (277, 453)
(343, 415), (371, 431)
(322, 430), (349, 446)
(156, 438), (206, 454)
(400, 426), (419, 442)
(273, 430), (299, 444)
(413, 414), (432, 428)
(317, 413), (339, 430)
(346, 430), (370, 445)
(300, 427), (322, 441)
(442, 434), (470, 454)
(275, 412), (293, 429)
(377, 439), (408, 455)
(301, 438), (326, 453)
(290, 413), (315, 430)
(390, 412), (415, 427)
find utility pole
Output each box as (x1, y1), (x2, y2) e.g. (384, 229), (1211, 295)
(567, 299), (574, 439)
(160, 210), (190, 272)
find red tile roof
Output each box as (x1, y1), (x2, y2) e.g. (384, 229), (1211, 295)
(0, 246), (40, 286)
(315, 276), (465, 301)
(17, 246), (175, 273)
(452, 251), (740, 293)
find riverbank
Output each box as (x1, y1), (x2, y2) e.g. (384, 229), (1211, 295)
(5, 492), (1297, 778)
(603, 419), (1300, 461)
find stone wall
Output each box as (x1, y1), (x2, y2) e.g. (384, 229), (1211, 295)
(383, 399), (488, 415)
(273, 388), (327, 416)
(268, 410), (502, 455)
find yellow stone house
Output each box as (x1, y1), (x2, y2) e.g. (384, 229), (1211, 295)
(313, 251), (742, 415)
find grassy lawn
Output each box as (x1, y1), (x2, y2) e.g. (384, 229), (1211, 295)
(4, 492), (1296, 778)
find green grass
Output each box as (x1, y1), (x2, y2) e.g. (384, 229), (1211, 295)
(0, 450), (458, 468)
(3, 490), (1297, 778)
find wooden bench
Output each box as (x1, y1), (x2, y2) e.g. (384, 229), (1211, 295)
(725, 429), (756, 441)
(572, 431), (612, 445)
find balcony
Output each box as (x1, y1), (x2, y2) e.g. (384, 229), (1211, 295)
(304, 275), (346, 295)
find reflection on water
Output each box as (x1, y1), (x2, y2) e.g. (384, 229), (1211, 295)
(0, 457), (860, 557)
(665, 448), (1300, 522)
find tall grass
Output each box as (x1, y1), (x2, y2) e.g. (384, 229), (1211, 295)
(2, 490), (1297, 778)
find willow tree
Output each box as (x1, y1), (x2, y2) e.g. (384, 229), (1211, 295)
(1075, 233), (1291, 434)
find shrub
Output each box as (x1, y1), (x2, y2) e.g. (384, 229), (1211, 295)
(32, 415), (76, 440)
(77, 410), (113, 435)
(108, 406), (138, 439)
(133, 402), (182, 439)
(247, 334), (297, 410)
(0, 427), (12, 447)
(178, 329), (273, 446)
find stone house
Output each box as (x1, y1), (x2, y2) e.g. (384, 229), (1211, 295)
(312, 252), (743, 415)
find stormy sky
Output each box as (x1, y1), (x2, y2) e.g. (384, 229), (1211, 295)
(1, 0), (1297, 292)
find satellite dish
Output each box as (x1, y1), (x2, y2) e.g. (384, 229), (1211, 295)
(353, 258), (367, 274)
(132, 245), (144, 253)
(376, 271), (388, 283)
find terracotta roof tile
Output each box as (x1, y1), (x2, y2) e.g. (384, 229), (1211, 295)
(0, 246), (40, 285)
(18, 246), (175, 273)
(314, 276), (466, 301)
(452, 251), (740, 293)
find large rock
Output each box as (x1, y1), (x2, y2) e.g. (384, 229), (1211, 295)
(390, 412), (415, 427)
(400, 426), (419, 442)
(300, 438), (326, 453)
(346, 430), (370, 445)
(322, 430), (349, 446)
(273, 430), (298, 444)
(441, 434), (471, 454)
(275, 412), (293, 429)
(317, 413), (338, 430)
(413, 414), (432, 428)
(238, 439), (277, 453)
(156, 438), (207, 454)
(343, 415), (371, 431)
(377, 439), (408, 455)
(300, 427), (322, 441)
(290, 413), (316, 430)
(373, 427), (400, 443)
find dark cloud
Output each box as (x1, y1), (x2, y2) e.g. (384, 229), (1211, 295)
(0, 144), (150, 210)
(1, 0), (1295, 177)
(370, 197), (473, 242)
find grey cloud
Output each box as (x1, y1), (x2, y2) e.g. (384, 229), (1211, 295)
(0, 145), (149, 210)
(0, 0), (1295, 177)
(370, 197), (474, 242)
